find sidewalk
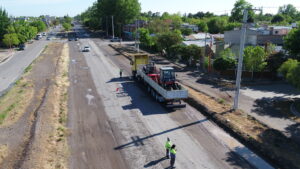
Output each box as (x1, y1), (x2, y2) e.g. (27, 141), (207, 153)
(111, 44), (300, 144)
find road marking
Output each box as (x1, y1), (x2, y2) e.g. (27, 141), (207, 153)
(85, 94), (94, 105)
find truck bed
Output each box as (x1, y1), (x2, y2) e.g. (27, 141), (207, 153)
(137, 70), (188, 100)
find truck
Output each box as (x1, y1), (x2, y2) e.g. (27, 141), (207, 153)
(131, 54), (188, 107)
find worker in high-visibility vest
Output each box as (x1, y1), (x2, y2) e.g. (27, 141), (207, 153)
(170, 144), (177, 168)
(165, 138), (172, 159)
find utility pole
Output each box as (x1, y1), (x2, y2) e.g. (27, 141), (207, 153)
(233, 9), (248, 110)
(106, 16), (108, 37)
(111, 16), (114, 38)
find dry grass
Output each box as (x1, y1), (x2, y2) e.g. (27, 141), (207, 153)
(0, 145), (8, 165)
(185, 85), (300, 169)
(0, 78), (34, 126)
(43, 43), (70, 169)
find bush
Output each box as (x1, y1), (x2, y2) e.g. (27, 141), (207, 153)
(278, 59), (298, 77)
(213, 56), (236, 71)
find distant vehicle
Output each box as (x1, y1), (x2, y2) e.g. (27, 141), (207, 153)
(42, 32), (47, 36)
(19, 44), (25, 50)
(35, 34), (42, 40)
(82, 46), (90, 52)
(75, 37), (78, 41)
(46, 37), (51, 40)
(110, 37), (122, 42)
(68, 38), (73, 41)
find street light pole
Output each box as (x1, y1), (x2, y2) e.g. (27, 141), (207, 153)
(233, 9), (248, 110)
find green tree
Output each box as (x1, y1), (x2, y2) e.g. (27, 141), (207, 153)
(207, 17), (227, 33)
(138, 28), (155, 48)
(181, 28), (193, 36)
(148, 19), (170, 33)
(244, 46), (267, 78)
(271, 14), (285, 23)
(278, 59), (300, 88)
(156, 31), (183, 57)
(284, 27), (300, 60)
(213, 48), (237, 71)
(225, 22), (242, 31)
(30, 20), (47, 32)
(62, 22), (72, 31)
(2, 33), (20, 48)
(197, 20), (208, 32)
(0, 8), (10, 41)
(229, 0), (254, 23)
(278, 4), (298, 19)
(278, 59), (298, 77)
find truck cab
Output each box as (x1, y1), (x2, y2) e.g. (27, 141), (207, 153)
(160, 67), (176, 86)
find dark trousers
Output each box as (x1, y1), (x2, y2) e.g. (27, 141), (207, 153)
(166, 149), (169, 157)
(170, 157), (175, 167)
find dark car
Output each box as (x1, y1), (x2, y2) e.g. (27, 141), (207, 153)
(19, 44), (25, 50)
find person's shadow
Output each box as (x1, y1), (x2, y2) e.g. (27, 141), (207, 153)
(144, 156), (168, 168)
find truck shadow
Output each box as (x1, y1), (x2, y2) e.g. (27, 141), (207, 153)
(114, 119), (208, 150)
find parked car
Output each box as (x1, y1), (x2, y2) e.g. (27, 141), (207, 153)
(42, 32), (47, 36)
(82, 46), (90, 52)
(19, 43), (25, 50)
(46, 36), (51, 40)
(75, 37), (78, 41)
(110, 37), (122, 42)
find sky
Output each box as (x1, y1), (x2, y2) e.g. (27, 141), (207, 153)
(1, 0), (300, 17)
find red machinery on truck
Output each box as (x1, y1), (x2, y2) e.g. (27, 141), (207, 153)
(131, 54), (188, 107)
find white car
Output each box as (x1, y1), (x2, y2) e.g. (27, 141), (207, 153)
(83, 46), (90, 52)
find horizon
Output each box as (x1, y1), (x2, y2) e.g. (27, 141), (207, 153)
(1, 0), (300, 17)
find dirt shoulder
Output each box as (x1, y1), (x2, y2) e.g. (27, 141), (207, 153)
(0, 42), (70, 169)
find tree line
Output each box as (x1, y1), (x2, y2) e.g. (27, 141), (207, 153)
(0, 8), (49, 48)
(80, 0), (300, 88)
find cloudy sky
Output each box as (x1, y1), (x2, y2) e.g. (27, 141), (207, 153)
(1, 0), (300, 17)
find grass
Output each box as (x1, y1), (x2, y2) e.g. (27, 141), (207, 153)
(0, 77), (33, 126)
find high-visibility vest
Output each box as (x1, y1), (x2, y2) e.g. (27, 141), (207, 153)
(165, 141), (172, 149)
(170, 148), (176, 155)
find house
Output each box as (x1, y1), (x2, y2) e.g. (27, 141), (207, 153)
(181, 23), (199, 32)
(224, 25), (293, 56)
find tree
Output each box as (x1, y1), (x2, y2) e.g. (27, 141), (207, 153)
(271, 14), (285, 23)
(62, 22), (72, 31)
(148, 19), (170, 33)
(2, 33), (20, 48)
(156, 31), (183, 57)
(30, 20), (47, 32)
(229, 0), (254, 23)
(284, 27), (300, 60)
(138, 28), (155, 48)
(197, 21), (208, 32)
(0, 8), (10, 41)
(278, 59), (298, 78)
(244, 46), (267, 79)
(207, 17), (227, 33)
(213, 48), (236, 71)
(225, 22), (242, 31)
(278, 59), (300, 88)
(180, 28), (193, 36)
(278, 4), (298, 18)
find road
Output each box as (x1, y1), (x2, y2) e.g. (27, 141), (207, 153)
(67, 25), (273, 169)
(0, 27), (61, 96)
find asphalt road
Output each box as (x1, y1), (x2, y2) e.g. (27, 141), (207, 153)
(67, 25), (273, 169)
(0, 27), (61, 96)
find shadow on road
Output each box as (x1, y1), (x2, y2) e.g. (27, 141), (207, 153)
(225, 146), (264, 169)
(114, 119), (208, 150)
(144, 156), (168, 168)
